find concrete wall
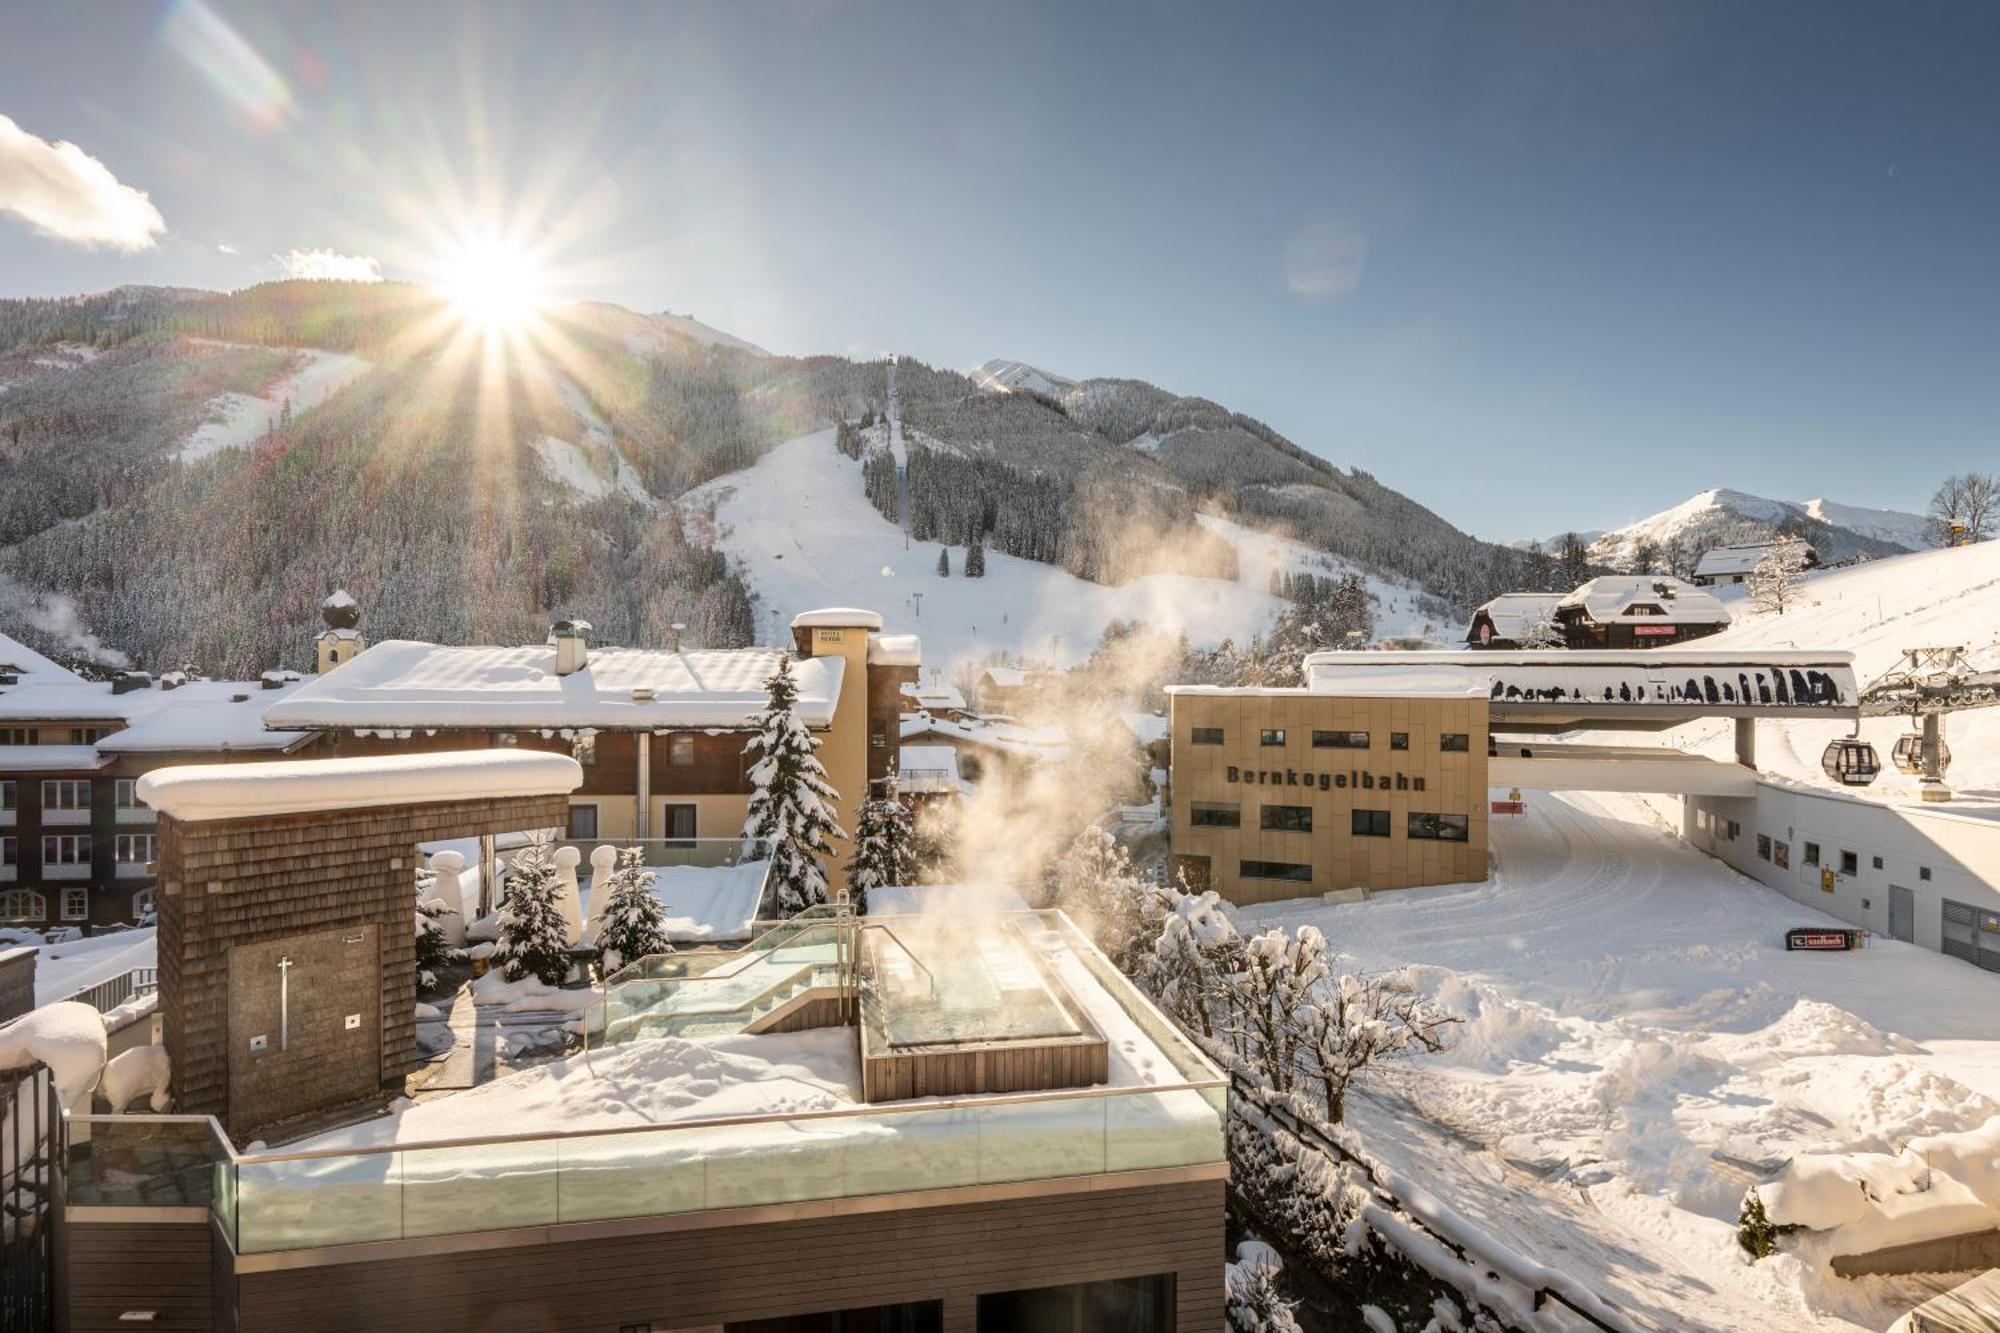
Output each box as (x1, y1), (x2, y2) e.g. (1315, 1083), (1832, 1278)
(1169, 693), (1488, 903)
(1685, 779), (2000, 967)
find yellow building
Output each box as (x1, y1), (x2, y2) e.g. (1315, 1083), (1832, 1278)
(1165, 685), (1489, 903)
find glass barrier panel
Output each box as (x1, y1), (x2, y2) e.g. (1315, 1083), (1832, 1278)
(694, 1116), (853, 1210)
(1103, 1086), (1227, 1173)
(555, 1129), (708, 1224)
(400, 1140), (559, 1238)
(839, 1104), (983, 1197)
(975, 1094), (1107, 1186)
(236, 1151), (402, 1253)
(65, 1117), (229, 1208)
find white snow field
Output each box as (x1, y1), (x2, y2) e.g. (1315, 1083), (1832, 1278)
(21, 927), (158, 1005)
(177, 345), (373, 463)
(683, 428), (1446, 675)
(1237, 790), (2000, 1332)
(1652, 540), (2000, 806)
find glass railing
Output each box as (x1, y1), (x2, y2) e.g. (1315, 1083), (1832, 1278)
(552, 835), (771, 874)
(65, 1114), (234, 1212)
(216, 1076), (1225, 1254)
(585, 920), (849, 1053)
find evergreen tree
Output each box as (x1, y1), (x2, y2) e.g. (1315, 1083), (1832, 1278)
(414, 864), (459, 992)
(742, 658), (847, 913)
(936, 546), (951, 577)
(844, 781), (915, 912)
(595, 846), (672, 971)
(492, 839), (573, 985)
(964, 541), (985, 578)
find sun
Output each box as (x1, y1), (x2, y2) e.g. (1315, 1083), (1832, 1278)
(439, 238), (547, 330)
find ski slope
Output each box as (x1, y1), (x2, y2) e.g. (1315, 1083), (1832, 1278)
(177, 346), (373, 463)
(682, 429), (1443, 674)
(1239, 790), (2000, 1331)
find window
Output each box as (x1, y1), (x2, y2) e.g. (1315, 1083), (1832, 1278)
(114, 833), (154, 864)
(1351, 808), (1391, 838)
(115, 778), (144, 809)
(1440, 733), (1470, 753)
(728, 1298), (944, 1333)
(61, 887), (88, 921)
(1921, 866), (1933, 882)
(42, 780), (90, 811)
(976, 1275), (1173, 1333)
(870, 723), (887, 749)
(1259, 729), (1287, 747)
(1756, 834), (1772, 862)
(1260, 804), (1313, 832)
(69, 726), (108, 745)
(1240, 859), (1313, 882)
(1188, 802), (1240, 829)
(43, 834), (91, 865)
(1774, 840), (1790, 870)
(132, 887), (155, 921)
(1408, 812), (1470, 842)
(668, 734), (697, 767)
(1803, 841), (1820, 866)
(0, 836), (13, 866)
(663, 803), (697, 841)
(0, 726), (31, 746)
(0, 889), (44, 923)
(0, 780), (12, 811)
(1726, 820), (1741, 841)
(1839, 850), (1859, 876)
(1190, 727), (1224, 745)
(1312, 730), (1369, 749)
(566, 804), (599, 840)
(1872, 855), (1884, 871)
(1389, 732), (1409, 751)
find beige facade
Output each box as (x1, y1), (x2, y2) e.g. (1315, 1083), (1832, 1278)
(1168, 690), (1489, 903)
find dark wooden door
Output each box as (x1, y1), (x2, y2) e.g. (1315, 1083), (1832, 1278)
(227, 925), (381, 1132)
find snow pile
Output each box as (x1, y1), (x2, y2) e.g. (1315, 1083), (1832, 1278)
(1756, 1118), (2000, 1258)
(30, 926), (156, 1004)
(137, 749), (582, 820)
(0, 1001), (107, 1105)
(100, 1043), (171, 1113)
(469, 967), (598, 1016)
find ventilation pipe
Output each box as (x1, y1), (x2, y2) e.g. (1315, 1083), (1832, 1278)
(669, 622), (687, 654)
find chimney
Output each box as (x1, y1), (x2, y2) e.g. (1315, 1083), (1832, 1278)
(668, 622), (687, 653)
(111, 670), (153, 695)
(317, 589), (366, 674)
(552, 619), (592, 677)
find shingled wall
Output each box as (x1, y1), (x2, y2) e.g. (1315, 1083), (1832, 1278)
(155, 792), (570, 1138)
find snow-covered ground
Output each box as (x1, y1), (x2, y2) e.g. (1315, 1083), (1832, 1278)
(683, 428), (1443, 675)
(1642, 541), (2000, 806)
(1237, 790), (2000, 1331)
(533, 374), (648, 500)
(17, 927), (158, 1005)
(177, 346), (373, 462)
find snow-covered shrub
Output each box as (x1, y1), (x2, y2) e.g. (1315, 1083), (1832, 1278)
(1225, 1239), (1302, 1333)
(844, 782), (914, 913)
(1294, 972), (1459, 1125)
(741, 657), (846, 914)
(1735, 1191), (1793, 1260)
(491, 840), (574, 986)
(596, 847), (671, 971)
(100, 1044), (172, 1113)
(1228, 927), (1331, 1096)
(1145, 886), (1243, 1041)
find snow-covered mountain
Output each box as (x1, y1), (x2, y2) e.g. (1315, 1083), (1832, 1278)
(968, 358), (1076, 397)
(1577, 487), (1928, 567)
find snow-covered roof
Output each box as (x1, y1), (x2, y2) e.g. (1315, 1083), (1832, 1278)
(0, 678), (129, 722)
(262, 640), (845, 731)
(1556, 576), (1730, 626)
(789, 607), (884, 630)
(901, 714), (1069, 760)
(867, 632), (922, 667)
(0, 744), (110, 773)
(137, 750), (583, 821)
(1469, 592), (1563, 641)
(1295, 648), (1861, 711)
(0, 630), (78, 682)
(94, 680), (312, 754)
(899, 682), (966, 712)
(322, 589), (358, 610)
(1693, 543), (1811, 579)
(980, 665), (1026, 688)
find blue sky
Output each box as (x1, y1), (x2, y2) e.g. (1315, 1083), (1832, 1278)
(2, 1), (1996, 539)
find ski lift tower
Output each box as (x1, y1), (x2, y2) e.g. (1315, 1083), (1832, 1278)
(1857, 646), (2000, 802)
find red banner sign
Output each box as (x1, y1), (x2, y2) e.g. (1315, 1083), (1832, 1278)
(1786, 928), (1863, 951)
(1632, 624), (1678, 637)
(1491, 800), (1525, 815)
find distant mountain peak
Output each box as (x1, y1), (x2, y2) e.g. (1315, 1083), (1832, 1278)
(970, 358), (1078, 397)
(1571, 487), (1928, 565)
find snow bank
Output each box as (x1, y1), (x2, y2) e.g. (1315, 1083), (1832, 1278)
(137, 750), (582, 820)
(100, 1043), (171, 1113)
(1758, 1115), (2000, 1258)
(469, 968), (598, 1016)
(0, 1002), (107, 1106)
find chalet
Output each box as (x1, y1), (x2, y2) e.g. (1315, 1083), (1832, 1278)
(1692, 540), (1821, 587)
(899, 679), (972, 722)
(1553, 576), (1731, 649)
(976, 663), (1030, 715)
(0, 631), (317, 931)
(1465, 592), (1564, 649)
(899, 712), (1068, 786)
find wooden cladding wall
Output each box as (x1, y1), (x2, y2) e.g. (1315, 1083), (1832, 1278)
(1169, 692), (1489, 903)
(229, 1177), (1225, 1332)
(156, 791), (570, 1139)
(62, 1219), (215, 1333)
(861, 1036), (1110, 1103)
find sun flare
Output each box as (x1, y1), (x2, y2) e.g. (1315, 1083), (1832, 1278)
(439, 238), (547, 330)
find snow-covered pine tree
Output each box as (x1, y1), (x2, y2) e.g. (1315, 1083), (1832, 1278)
(491, 839), (574, 985)
(936, 546), (951, 577)
(595, 846), (671, 971)
(414, 863), (459, 991)
(742, 657), (847, 913)
(1749, 536), (1810, 614)
(1224, 1241), (1302, 1333)
(965, 542), (985, 577)
(844, 781), (915, 912)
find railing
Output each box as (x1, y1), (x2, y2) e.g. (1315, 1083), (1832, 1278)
(59, 967), (157, 1016)
(895, 767), (957, 793)
(584, 918), (851, 1054)
(63, 1113), (233, 1211)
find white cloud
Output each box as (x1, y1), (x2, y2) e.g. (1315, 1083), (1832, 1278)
(1285, 216), (1369, 301)
(0, 113), (166, 252)
(216, 242), (238, 255)
(275, 248), (383, 282)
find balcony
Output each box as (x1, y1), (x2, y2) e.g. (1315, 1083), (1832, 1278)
(115, 804), (157, 825)
(43, 861), (91, 881)
(40, 807), (89, 827)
